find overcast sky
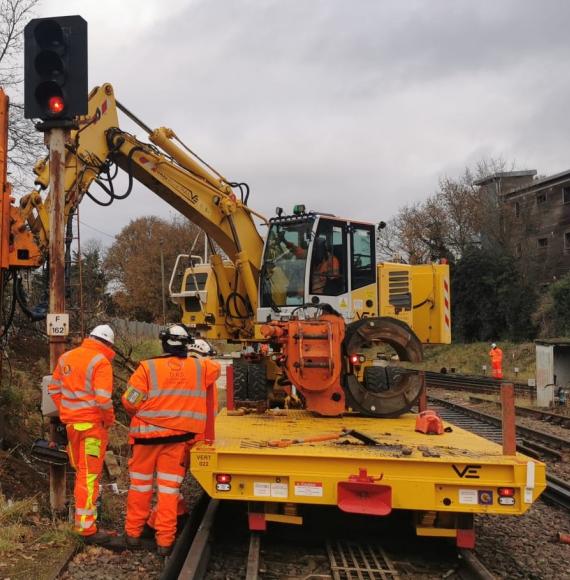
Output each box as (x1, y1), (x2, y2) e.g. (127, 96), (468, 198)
(34, 0), (570, 246)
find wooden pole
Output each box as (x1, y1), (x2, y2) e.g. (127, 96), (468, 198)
(48, 127), (68, 511)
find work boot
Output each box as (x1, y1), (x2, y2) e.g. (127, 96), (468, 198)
(125, 535), (141, 549)
(156, 544), (172, 557)
(81, 530), (111, 545)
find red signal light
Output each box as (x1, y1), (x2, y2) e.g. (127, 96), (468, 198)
(216, 473), (231, 484)
(48, 95), (64, 114)
(350, 354), (365, 365)
(498, 487), (515, 497)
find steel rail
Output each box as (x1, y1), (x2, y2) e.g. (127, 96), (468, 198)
(425, 371), (535, 399)
(429, 396), (570, 452)
(541, 473), (570, 511)
(159, 492), (211, 580)
(468, 396), (570, 429)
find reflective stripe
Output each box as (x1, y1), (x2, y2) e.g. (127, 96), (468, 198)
(193, 357), (202, 390)
(62, 387), (94, 400)
(76, 508), (96, 516)
(130, 471), (153, 481)
(99, 401), (113, 410)
(61, 399), (97, 410)
(129, 424), (171, 435)
(130, 484), (153, 492)
(85, 354), (105, 393)
(79, 520), (95, 529)
(156, 472), (184, 483)
(151, 388), (205, 398)
(158, 485), (180, 495)
(138, 410), (206, 420)
(50, 379), (63, 387)
(95, 389), (110, 398)
(147, 359), (160, 397)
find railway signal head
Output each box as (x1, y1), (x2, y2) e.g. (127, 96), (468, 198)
(24, 15), (88, 123)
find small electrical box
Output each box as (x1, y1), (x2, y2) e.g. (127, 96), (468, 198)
(41, 375), (58, 417)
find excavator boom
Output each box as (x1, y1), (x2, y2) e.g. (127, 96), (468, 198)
(4, 83), (264, 338)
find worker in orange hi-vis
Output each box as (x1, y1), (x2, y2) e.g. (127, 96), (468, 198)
(145, 337), (220, 535)
(489, 343), (503, 380)
(47, 325), (116, 545)
(122, 325), (220, 557)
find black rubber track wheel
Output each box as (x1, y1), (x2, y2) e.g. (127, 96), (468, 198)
(232, 359), (249, 402)
(247, 362), (267, 401)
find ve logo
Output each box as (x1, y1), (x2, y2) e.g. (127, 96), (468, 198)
(452, 464), (481, 479)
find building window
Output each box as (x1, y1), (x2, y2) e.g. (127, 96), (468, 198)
(563, 187), (570, 204)
(514, 201), (520, 217)
(515, 242), (522, 257)
(537, 237), (548, 249)
(565, 232), (570, 251)
(536, 193), (547, 205)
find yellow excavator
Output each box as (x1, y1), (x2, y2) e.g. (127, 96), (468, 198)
(1, 83), (451, 417)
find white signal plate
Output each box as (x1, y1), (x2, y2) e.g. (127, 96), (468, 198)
(47, 313), (69, 336)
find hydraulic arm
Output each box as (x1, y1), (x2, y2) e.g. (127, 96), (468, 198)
(5, 83), (264, 338)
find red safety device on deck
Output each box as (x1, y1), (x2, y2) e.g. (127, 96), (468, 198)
(415, 410), (444, 435)
(337, 468), (392, 516)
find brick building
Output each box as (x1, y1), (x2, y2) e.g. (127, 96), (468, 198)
(475, 169), (570, 283)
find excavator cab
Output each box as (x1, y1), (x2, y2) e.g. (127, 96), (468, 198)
(258, 210), (377, 323)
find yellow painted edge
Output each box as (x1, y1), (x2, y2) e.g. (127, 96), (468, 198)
(416, 527), (456, 538)
(264, 513), (304, 525)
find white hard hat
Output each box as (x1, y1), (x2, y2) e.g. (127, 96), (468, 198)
(161, 324), (190, 346)
(188, 338), (214, 356)
(491, 343), (497, 348)
(90, 324), (115, 345)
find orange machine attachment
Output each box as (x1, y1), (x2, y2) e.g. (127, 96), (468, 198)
(0, 89), (42, 270)
(261, 312), (346, 416)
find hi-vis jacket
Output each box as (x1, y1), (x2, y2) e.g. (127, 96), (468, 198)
(48, 338), (115, 426)
(122, 355), (221, 441)
(489, 347), (503, 364)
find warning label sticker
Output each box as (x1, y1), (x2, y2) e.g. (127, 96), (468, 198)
(294, 481), (323, 497)
(253, 482), (289, 498)
(458, 489), (478, 505)
(253, 482), (271, 497)
(271, 483), (288, 498)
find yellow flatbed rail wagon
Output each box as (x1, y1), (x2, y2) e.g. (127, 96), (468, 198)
(191, 409), (545, 548)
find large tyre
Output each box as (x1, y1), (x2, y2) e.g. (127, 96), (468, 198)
(343, 317), (425, 417)
(247, 362), (267, 401)
(233, 360), (249, 402)
(363, 366), (389, 392)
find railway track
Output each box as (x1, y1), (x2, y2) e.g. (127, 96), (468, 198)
(428, 396), (569, 460)
(468, 395), (570, 428)
(425, 371), (535, 399)
(160, 498), (497, 580)
(429, 396), (570, 513)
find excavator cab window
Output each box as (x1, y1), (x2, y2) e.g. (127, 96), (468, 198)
(261, 218), (314, 308)
(309, 220), (347, 296)
(351, 224), (376, 289)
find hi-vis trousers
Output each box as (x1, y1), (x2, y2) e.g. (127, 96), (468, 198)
(125, 440), (189, 548)
(66, 423), (109, 536)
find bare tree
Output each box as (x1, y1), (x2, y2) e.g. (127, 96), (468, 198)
(0, 0), (44, 189)
(382, 158), (514, 264)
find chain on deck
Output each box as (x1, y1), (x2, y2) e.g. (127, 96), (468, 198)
(326, 540), (400, 580)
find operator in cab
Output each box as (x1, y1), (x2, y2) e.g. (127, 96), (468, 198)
(122, 325), (220, 557)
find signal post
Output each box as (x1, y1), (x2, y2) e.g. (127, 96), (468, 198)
(24, 15), (88, 511)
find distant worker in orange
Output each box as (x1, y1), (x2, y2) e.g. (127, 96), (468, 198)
(122, 325), (220, 557)
(48, 324), (116, 544)
(489, 343), (503, 380)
